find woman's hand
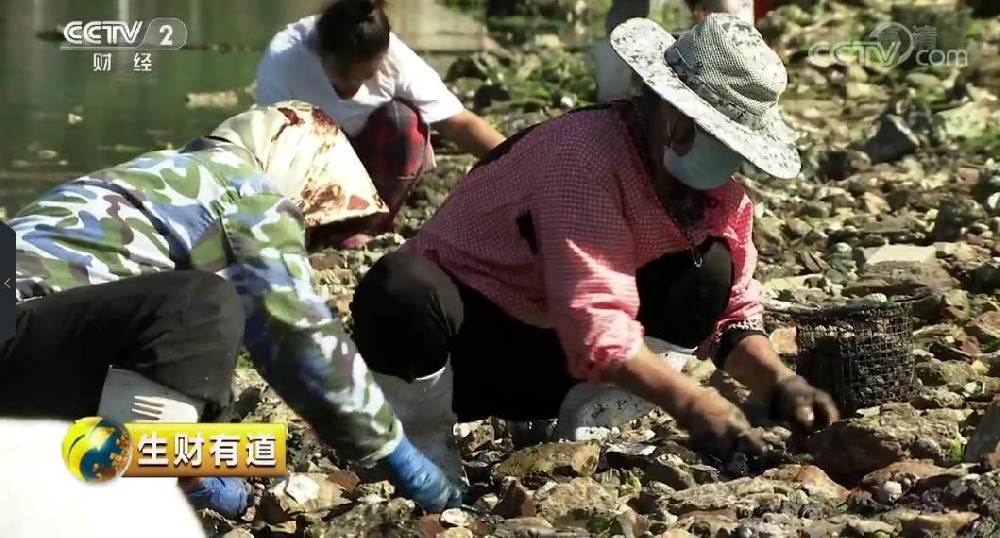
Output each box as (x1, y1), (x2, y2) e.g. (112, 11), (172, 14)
(680, 386), (767, 459)
(607, 344), (764, 461)
(380, 436), (462, 513)
(722, 334), (840, 432)
(768, 375), (839, 433)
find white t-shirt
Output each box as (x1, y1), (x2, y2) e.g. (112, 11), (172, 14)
(255, 15), (465, 138)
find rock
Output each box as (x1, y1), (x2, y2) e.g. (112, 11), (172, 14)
(875, 480), (904, 503)
(418, 514), (445, 537)
(912, 386), (967, 409)
(440, 508), (475, 528)
(642, 465), (847, 520)
(863, 115), (920, 164)
(802, 200), (833, 218)
(842, 260), (957, 298)
(440, 528), (474, 538)
(320, 498), (417, 536)
(822, 149), (872, 181)
(326, 469), (360, 492)
(764, 274), (822, 292)
(185, 90), (239, 109)
(899, 511), (980, 537)
(967, 312), (1000, 347)
(863, 244), (937, 266)
(936, 101), (997, 140)
(932, 199), (988, 242)
(915, 359), (976, 387)
(641, 454), (717, 490)
(493, 442), (600, 484)
(257, 473), (350, 524)
(828, 516), (898, 536)
(677, 510), (739, 537)
(654, 531), (697, 538)
(493, 481), (536, 519)
(964, 399), (1000, 463)
(862, 459), (949, 488)
(807, 403), (968, 483)
(219, 530), (253, 538)
(761, 464), (850, 501)
(533, 478), (620, 528)
(473, 84), (512, 111)
(609, 506), (649, 538)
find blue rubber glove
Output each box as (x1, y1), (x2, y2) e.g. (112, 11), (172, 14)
(381, 437), (462, 512)
(183, 476), (252, 519)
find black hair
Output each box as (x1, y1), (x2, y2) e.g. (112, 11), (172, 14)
(683, 0), (700, 10)
(315, 0), (391, 64)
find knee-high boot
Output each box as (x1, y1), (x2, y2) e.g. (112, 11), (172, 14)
(553, 337), (694, 441)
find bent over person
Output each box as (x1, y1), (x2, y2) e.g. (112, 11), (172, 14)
(0, 101), (460, 517)
(255, 0), (506, 248)
(347, 15), (840, 485)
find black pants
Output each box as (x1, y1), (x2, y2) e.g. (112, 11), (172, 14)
(0, 271), (245, 420)
(351, 239), (733, 422)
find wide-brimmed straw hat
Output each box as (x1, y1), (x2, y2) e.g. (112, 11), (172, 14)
(610, 15), (801, 179)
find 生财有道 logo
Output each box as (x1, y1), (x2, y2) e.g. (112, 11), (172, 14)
(808, 22), (969, 69)
(62, 416), (288, 482)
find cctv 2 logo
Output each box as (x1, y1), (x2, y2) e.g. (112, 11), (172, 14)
(61, 18), (188, 50)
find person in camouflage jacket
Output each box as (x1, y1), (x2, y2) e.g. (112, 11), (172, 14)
(1, 100), (461, 517)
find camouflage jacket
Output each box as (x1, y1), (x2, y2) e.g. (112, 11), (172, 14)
(10, 144), (402, 464)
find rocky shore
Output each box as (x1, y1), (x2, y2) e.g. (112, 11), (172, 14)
(216, 2), (1000, 536)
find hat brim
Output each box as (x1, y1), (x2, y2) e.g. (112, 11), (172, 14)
(609, 18), (801, 180)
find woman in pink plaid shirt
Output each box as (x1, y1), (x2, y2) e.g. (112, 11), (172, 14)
(348, 15), (839, 489)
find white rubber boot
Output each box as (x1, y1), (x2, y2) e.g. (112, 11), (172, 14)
(98, 368), (205, 423)
(97, 368), (207, 486)
(591, 38), (638, 102)
(553, 337), (695, 442)
(371, 362), (466, 488)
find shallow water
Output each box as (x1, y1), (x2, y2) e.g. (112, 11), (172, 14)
(0, 0), (502, 216)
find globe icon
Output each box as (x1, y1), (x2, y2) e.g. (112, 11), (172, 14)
(61, 416), (133, 482)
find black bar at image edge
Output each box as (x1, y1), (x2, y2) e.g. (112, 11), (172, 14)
(0, 222), (13, 345)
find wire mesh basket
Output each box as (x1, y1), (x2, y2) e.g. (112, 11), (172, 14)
(791, 299), (916, 415)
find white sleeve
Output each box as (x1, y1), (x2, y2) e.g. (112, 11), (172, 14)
(254, 47), (292, 105)
(389, 35), (466, 124)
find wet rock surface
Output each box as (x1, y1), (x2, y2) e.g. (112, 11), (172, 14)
(209, 1), (1000, 535)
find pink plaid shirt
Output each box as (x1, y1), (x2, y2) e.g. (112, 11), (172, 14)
(403, 104), (764, 383)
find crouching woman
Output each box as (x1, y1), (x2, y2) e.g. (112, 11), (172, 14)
(347, 16), (839, 486)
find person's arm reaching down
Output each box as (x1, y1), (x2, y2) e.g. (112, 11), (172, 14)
(704, 195), (839, 432)
(222, 193), (460, 511)
(390, 35), (506, 159)
(435, 110), (506, 159)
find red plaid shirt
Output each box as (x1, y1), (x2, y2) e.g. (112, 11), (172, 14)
(403, 104), (764, 383)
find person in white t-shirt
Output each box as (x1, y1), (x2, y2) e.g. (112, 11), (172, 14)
(255, 0), (507, 249)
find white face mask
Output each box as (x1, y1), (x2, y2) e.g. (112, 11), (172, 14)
(662, 128), (744, 191)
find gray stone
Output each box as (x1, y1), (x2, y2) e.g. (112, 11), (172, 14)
(863, 244), (937, 266)
(533, 478), (620, 528)
(807, 403), (969, 483)
(863, 115), (920, 164)
(965, 399), (1000, 463)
